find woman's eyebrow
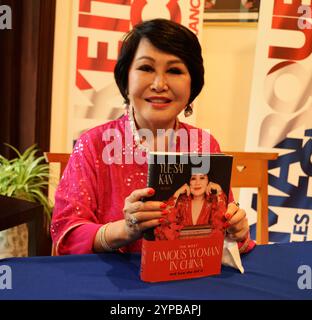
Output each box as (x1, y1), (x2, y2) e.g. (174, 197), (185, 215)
(135, 56), (184, 65)
(135, 56), (154, 62)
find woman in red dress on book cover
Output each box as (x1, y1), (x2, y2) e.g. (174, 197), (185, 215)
(154, 174), (227, 240)
(174, 174), (227, 229)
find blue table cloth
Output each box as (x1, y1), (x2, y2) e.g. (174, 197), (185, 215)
(0, 241), (312, 300)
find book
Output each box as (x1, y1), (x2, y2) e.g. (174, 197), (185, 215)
(140, 152), (233, 282)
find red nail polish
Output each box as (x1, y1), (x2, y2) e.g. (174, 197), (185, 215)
(159, 218), (165, 223)
(160, 203), (167, 209)
(224, 222), (230, 228)
(161, 210), (169, 215)
(225, 213), (231, 220)
(148, 188), (155, 195)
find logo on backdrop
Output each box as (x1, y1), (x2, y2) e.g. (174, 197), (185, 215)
(250, 129), (312, 242)
(243, 0), (312, 243)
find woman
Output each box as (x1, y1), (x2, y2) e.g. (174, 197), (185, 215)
(51, 19), (253, 255)
(173, 174), (227, 228)
(153, 174), (227, 241)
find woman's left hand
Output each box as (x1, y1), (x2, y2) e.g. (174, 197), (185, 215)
(224, 202), (249, 241)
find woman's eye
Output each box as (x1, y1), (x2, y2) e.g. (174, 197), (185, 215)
(137, 65), (154, 72)
(168, 68), (183, 74)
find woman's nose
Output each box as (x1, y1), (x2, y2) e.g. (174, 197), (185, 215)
(150, 74), (168, 92)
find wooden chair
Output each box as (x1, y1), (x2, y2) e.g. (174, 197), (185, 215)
(44, 152), (70, 178)
(44, 151), (278, 245)
(44, 152), (71, 256)
(224, 151), (278, 245)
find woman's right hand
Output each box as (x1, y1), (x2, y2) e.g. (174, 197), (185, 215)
(122, 188), (167, 242)
(206, 181), (222, 195)
(173, 183), (191, 199)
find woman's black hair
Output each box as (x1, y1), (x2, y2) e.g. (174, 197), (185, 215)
(114, 18), (204, 105)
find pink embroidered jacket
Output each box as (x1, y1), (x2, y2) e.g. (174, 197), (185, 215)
(51, 115), (255, 255)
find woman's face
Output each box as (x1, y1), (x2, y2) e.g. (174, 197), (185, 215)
(127, 38), (191, 130)
(190, 174), (209, 197)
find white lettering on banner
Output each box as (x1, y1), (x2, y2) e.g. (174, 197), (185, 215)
(260, 0), (312, 148)
(297, 265), (312, 289)
(293, 213), (310, 241)
(0, 265), (12, 290)
(0, 5), (12, 30)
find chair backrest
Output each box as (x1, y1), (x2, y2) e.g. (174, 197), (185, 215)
(44, 152), (70, 178)
(44, 152), (71, 256)
(45, 151), (278, 245)
(224, 151), (278, 244)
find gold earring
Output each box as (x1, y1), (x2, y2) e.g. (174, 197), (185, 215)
(184, 104), (193, 117)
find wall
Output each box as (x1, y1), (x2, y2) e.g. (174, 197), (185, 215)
(49, 0), (73, 200)
(197, 23), (258, 152)
(50, 0), (73, 153)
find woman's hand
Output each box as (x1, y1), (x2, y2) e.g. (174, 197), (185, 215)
(94, 188), (167, 252)
(122, 188), (166, 242)
(206, 181), (222, 195)
(173, 183), (191, 198)
(224, 202), (249, 241)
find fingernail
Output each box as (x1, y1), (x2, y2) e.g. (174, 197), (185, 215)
(159, 218), (165, 223)
(225, 213), (231, 220)
(161, 210), (169, 215)
(148, 188), (155, 195)
(160, 203), (167, 209)
(224, 222), (230, 228)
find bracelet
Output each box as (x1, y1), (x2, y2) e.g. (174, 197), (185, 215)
(99, 223), (115, 252)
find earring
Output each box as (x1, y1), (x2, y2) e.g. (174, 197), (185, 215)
(184, 104), (193, 117)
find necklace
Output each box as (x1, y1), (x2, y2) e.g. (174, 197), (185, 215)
(127, 105), (180, 152)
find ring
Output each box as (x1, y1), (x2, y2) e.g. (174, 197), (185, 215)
(127, 215), (138, 227)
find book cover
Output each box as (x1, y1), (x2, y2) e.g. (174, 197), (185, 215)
(140, 152), (233, 282)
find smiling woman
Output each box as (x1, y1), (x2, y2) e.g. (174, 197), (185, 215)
(127, 38), (191, 136)
(172, 174), (227, 228)
(50, 18), (254, 256)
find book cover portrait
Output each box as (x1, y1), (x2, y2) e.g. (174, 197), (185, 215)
(141, 152), (233, 282)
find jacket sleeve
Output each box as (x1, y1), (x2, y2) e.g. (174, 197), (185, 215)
(50, 134), (103, 255)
